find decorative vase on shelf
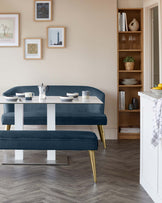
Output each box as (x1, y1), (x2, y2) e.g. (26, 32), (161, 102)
(123, 56), (135, 71)
(124, 62), (135, 70)
(129, 18), (139, 31)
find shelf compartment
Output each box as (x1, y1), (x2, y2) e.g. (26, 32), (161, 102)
(119, 112), (140, 127)
(119, 88), (140, 109)
(118, 9), (142, 31)
(119, 33), (141, 50)
(119, 51), (141, 70)
(119, 72), (142, 85)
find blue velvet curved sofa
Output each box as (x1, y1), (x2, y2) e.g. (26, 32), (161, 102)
(2, 85), (107, 148)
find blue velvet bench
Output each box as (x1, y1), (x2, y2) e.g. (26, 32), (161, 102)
(2, 85), (107, 148)
(0, 130), (98, 183)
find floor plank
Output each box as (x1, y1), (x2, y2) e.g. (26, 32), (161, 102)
(0, 140), (153, 203)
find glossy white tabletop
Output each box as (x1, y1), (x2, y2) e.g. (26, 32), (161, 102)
(0, 96), (103, 104)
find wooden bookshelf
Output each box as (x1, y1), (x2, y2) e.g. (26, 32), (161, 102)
(117, 8), (143, 140)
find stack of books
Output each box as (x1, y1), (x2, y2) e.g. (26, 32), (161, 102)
(120, 128), (140, 134)
(118, 12), (128, 32)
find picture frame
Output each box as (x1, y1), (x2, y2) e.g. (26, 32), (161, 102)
(47, 26), (65, 48)
(34, 0), (52, 21)
(24, 38), (42, 60)
(0, 13), (20, 47)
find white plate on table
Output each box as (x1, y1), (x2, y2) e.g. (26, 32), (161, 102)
(66, 92), (79, 98)
(4, 96), (18, 102)
(60, 96), (73, 102)
(16, 93), (25, 97)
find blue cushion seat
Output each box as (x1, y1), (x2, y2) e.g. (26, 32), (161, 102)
(0, 130), (98, 150)
(2, 111), (107, 125)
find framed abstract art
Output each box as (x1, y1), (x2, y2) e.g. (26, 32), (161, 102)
(24, 38), (42, 60)
(34, 0), (52, 21)
(0, 13), (20, 47)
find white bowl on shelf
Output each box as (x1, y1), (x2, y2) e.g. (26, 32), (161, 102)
(122, 78), (138, 85)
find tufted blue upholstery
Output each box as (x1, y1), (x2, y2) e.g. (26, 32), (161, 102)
(0, 130), (98, 150)
(2, 85), (107, 126)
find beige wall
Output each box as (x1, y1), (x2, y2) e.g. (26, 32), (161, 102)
(0, 0), (118, 139)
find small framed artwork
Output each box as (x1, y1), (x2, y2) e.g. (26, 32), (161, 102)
(0, 13), (20, 47)
(34, 0), (52, 21)
(47, 26), (65, 48)
(24, 38), (42, 60)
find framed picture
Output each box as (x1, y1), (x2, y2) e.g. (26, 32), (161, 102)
(0, 13), (20, 47)
(24, 38), (42, 60)
(34, 0), (52, 21)
(47, 26), (65, 48)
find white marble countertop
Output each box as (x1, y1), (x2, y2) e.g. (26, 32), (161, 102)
(0, 96), (103, 104)
(138, 91), (162, 101)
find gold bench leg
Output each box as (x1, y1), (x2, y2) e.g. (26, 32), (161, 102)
(97, 125), (106, 149)
(5, 125), (11, 131)
(89, 150), (97, 183)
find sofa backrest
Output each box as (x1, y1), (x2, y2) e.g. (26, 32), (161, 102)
(3, 85), (105, 114)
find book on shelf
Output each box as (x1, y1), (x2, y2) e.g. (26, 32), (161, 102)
(119, 91), (125, 110)
(118, 12), (128, 32)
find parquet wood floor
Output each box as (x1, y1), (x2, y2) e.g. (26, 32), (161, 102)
(0, 140), (153, 203)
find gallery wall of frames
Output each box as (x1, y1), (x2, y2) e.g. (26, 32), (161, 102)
(0, 0), (66, 60)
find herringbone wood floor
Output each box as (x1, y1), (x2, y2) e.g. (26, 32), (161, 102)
(0, 140), (153, 203)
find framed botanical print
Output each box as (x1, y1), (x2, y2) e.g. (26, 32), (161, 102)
(34, 0), (52, 21)
(47, 26), (65, 48)
(0, 13), (20, 47)
(24, 38), (42, 60)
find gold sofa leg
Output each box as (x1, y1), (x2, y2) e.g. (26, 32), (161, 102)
(5, 125), (11, 131)
(89, 150), (97, 183)
(97, 125), (106, 149)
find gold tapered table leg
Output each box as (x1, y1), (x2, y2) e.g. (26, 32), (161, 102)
(89, 150), (97, 183)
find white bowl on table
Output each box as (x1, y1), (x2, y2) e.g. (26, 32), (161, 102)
(4, 96), (18, 102)
(66, 93), (79, 98)
(60, 96), (73, 102)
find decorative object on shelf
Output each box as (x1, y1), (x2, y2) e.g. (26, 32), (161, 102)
(119, 91), (125, 110)
(34, 0), (52, 21)
(121, 78), (137, 85)
(24, 38), (42, 60)
(0, 13), (20, 47)
(47, 26), (65, 48)
(132, 97), (139, 109)
(129, 18), (139, 31)
(38, 83), (47, 100)
(128, 103), (133, 110)
(123, 56), (135, 70)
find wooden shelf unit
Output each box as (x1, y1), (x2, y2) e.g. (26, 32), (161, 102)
(117, 8), (143, 140)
